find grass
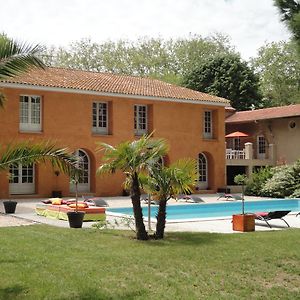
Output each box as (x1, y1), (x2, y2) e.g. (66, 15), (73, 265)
(0, 225), (299, 299)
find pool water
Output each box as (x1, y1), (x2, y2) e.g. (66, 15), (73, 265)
(107, 199), (300, 222)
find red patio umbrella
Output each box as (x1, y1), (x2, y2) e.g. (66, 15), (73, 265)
(225, 131), (249, 150)
(225, 131), (249, 138)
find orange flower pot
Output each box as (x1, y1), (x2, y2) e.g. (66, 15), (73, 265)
(232, 214), (255, 232)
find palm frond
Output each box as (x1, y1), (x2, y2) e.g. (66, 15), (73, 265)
(145, 158), (197, 199)
(0, 35), (45, 80)
(0, 141), (77, 175)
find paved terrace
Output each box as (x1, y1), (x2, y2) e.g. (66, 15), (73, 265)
(0, 195), (299, 233)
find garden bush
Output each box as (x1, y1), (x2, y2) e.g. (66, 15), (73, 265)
(245, 166), (273, 196)
(261, 159), (300, 198)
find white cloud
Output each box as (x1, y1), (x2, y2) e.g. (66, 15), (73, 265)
(0, 0), (290, 59)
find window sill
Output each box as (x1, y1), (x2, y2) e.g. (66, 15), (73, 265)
(19, 130), (43, 134)
(202, 138), (218, 142)
(91, 133), (112, 137)
(134, 131), (148, 137)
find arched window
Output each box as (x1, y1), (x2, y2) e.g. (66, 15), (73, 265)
(70, 149), (90, 193)
(198, 153), (208, 189)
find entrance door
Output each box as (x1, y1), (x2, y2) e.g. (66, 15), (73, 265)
(198, 153), (208, 189)
(70, 149), (90, 193)
(9, 164), (35, 194)
(257, 136), (266, 159)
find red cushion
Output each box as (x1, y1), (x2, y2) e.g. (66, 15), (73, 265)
(255, 212), (268, 217)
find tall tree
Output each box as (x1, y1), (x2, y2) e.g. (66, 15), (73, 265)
(251, 40), (300, 107)
(97, 134), (168, 240)
(183, 54), (261, 111)
(274, 0), (300, 49)
(42, 34), (234, 85)
(0, 34), (45, 108)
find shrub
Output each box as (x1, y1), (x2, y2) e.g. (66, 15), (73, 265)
(261, 160), (300, 198)
(245, 166), (273, 196)
(290, 188), (300, 198)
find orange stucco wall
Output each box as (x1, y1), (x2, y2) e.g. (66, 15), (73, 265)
(0, 87), (226, 198)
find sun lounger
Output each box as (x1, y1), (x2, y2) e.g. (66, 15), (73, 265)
(82, 196), (109, 207)
(254, 210), (291, 228)
(217, 193), (243, 201)
(184, 195), (204, 203)
(177, 194), (204, 203)
(141, 194), (160, 205)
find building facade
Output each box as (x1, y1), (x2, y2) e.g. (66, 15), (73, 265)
(0, 67), (229, 198)
(225, 104), (300, 191)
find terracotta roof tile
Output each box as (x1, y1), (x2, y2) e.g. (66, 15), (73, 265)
(225, 104), (300, 123)
(0, 67), (229, 105)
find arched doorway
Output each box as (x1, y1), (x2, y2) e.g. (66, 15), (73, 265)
(70, 149), (90, 193)
(198, 153), (208, 189)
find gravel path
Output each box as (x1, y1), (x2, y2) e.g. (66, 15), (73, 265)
(0, 213), (36, 227)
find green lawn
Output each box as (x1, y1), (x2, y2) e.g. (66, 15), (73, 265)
(0, 225), (299, 300)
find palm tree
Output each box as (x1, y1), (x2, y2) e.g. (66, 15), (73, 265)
(97, 134), (168, 240)
(0, 33), (45, 108)
(143, 159), (197, 239)
(0, 141), (77, 175)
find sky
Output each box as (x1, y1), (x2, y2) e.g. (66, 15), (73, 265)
(0, 0), (291, 59)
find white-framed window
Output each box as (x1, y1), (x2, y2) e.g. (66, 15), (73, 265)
(197, 153), (208, 189)
(19, 95), (41, 132)
(92, 102), (108, 134)
(203, 110), (212, 139)
(257, 135), (267, 159)
(9, 164), (35, 194)
(134, 105), (148, 136)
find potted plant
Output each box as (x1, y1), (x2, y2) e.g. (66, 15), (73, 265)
(232, 174), (255, 232)
(2, 171), (17, 213)
(3, 194), (17, 213)
(51, 170), (62, 198)
(67, 169), (85, 228)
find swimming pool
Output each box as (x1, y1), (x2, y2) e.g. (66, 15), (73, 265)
(107, 199), (300, 222)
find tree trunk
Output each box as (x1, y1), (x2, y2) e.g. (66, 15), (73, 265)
(155, 197), (167, 239)
(131, 172), (149, 240)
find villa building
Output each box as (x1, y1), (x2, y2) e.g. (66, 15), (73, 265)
(0, 67), (229, 198)
(225, 104), (300, 191)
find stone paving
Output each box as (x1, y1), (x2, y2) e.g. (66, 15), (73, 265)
(0, 195), (299, 233)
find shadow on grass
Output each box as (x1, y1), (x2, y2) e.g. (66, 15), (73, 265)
(149, 231), (224, 247)
(0, 284), (26, 299)
(254, 222), (290, 229)
(103, 229), (225, 247)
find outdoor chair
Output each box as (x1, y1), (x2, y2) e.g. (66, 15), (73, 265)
(141, 194), (160, 205)
(217, 193), (243, 201)
(82, 196), (109, 207)
(177, 194), (204, 203)
(184, 195), (204, 203)
(141, 194), (149, 202)
(254, 210), (291, 228)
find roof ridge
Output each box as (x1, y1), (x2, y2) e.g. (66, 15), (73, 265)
(0, 67), (230, 104)
(47, 66), (173, 84)
(234, 103), (300, 114)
